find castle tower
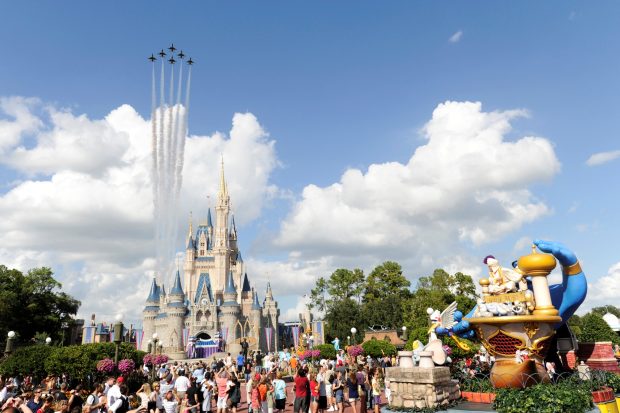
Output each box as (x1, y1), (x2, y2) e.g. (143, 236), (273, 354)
(251, 288), (262, 350)
(166, 269), (187, 354)
(142, 277), (160, 351)
(220, 270), (240, 346)
(262, 282), (280, 351)
(214, 159), (231, 292)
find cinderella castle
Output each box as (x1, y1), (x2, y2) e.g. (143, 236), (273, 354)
(142, 163), (280, 356)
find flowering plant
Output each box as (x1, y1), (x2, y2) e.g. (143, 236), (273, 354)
(118, 359), (135, 374)
(96, 358), (116, 373)
(442, 345), (452, 356)
(143, 354), (154, 366)
(299, 349), (321, 360)
(347, 345), (364, 357)
(154, 354), (169, 365)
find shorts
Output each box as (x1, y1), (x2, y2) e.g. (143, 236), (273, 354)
(228, 401), (238, 409)
(336, 394), (344, 403)
(310, 396), (318, 403)
(318, 396), (327, 409)
(217, 397), (228, 409)
(349, 397), (357, 402)
(293, 397), (308, 413)
(373, 396), (381, 405)
(326, 387), (333, 397)
(275, 399), (286, 410)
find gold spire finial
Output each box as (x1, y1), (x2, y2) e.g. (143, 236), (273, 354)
(218, 155), (228, 199)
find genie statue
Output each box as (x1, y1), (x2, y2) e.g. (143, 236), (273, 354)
(437, 239), (587, 339)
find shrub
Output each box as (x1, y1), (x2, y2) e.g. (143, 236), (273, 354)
(314, 344), (337, 359)
(493, 379), (592, 413)
(0, 345), (53, 379)
(404, 327), (429, 350)
(362, 338), (396, 358)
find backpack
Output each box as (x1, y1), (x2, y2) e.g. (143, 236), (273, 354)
(116, 396), (129, 413)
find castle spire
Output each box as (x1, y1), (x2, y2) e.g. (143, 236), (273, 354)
(265, 281), (273, 300)
(252, 288), (261, 310)
(170, 268), (184, 296)
(218, 156), (228, 200)
(207, 208), (213, 227)
(188, 211), (193, 237)
(146, 276), (160, 303)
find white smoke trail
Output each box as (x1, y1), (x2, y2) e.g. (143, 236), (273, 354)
(150, 48), (192, 289)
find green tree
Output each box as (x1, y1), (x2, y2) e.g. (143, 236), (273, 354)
(568, 315), (582, 337)
(0, 345), (53, 379)
(314, 344), (337, 359)
(362, 262), (412, 329)
(361, 338), (397, 358)
(0, 266), (80, 342)
(324, 298), (364, 343)
(578, 313), (620, 344)
(591, 305), (620, 319)
(309, 269), (366, 312)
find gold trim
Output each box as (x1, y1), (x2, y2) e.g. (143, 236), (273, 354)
(466, 315), (562, 325)
(523, 322), (539, 339)
(562, 261), (582, 276)
(530, 334), (555, 357)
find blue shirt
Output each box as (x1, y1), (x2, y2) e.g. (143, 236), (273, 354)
(273, 379), (286, 400)
(237, 354), (245, 366)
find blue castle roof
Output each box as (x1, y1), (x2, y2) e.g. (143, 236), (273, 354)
(252, 290), (261, 310)
(224, 271), (237, 295)
(195, 273), (213, 304)
(170, 270), (184, 295)
(242, 273), (251, 292)
(146, 277), (160, 303)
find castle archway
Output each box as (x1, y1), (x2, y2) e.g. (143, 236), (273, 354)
(196, 331), (211, 340)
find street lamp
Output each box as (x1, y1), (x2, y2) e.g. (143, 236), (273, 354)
(113, 313), (124, 364)
(350, 327), (357, 345)
(147, 339), (153, 354)
(45, 337), (52, 345)
(152, 333), (159, 354)
(5, 331), (16, 356)
(347, 336), (351, 346)
(402, 326), (408, 341)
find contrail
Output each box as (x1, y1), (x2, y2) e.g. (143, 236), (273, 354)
(150, 46), (193, 288)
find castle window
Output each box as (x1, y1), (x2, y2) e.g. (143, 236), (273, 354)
(200, 250), (204, 255)
(201, 242), (205, 247)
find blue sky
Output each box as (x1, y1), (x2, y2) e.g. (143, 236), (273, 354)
(0, 1), (619, 323)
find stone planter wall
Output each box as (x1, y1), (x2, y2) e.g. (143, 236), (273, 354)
(385, 366), (460, 410)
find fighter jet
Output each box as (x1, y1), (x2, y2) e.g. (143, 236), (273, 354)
(168, 56), (176, 64)
(148, 54), (157, 62)
(178, 50), (185, 59)
(158, 49), (166, 57)
(187, 58), (194, 65)
(168, 43), (177, 52)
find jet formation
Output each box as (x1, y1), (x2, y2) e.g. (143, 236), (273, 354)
(149, 43), (194, 65)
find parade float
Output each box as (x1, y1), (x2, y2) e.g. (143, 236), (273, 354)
(439, 239), (588, 389)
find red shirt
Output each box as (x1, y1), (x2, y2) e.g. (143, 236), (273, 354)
(294, 376), (309, 398)
(310, 380), (319, 397)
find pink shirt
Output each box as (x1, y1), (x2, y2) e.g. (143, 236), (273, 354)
(216, 377), (229, 398)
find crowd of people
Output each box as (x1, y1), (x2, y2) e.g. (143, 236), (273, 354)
(0, 350), (388, 413)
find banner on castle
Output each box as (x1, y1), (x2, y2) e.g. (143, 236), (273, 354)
(313, 321), (324, 345)
(83, 326), (94, 344)
(265, 327), (273, 352)
(292, 326), (300, 349)
(134, 329), (144, 350)
(182, 328), (190, 347)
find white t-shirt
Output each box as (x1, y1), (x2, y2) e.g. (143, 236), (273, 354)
(107, 385), (121, 408)
(162, 399), (178, 413)
(174, 376), (190, 392)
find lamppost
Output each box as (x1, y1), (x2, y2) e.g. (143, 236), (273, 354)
(5, 331), (15, 356)
(309, 335), (314, 364)
(45, 337), (52, 345)
(402, 326), (408, 341)
(147, 339), (153, 354)
(159, 342), (164, 355)
(350, 327), (357, 345)
(151, 333), (158, 382)
(347, 336), (350, 346)
(113, 314), (124, 364)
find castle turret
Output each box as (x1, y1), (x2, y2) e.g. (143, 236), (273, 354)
(220, 271), (240, 346)
(263, 282), (280, 351)
(250, 288), (262, 350)
(142, 277), (160, 351)
(166, 269), (187, 353)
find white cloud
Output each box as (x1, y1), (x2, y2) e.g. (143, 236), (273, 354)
(449, 30), (463, 43)
(583, 262), (620, 312)
(585, 150), (620, 166)
(270, 101), (560, 290)
(0, 97), (279, 324)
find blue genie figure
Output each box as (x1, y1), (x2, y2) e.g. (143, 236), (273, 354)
(436, 239), (587, 387)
